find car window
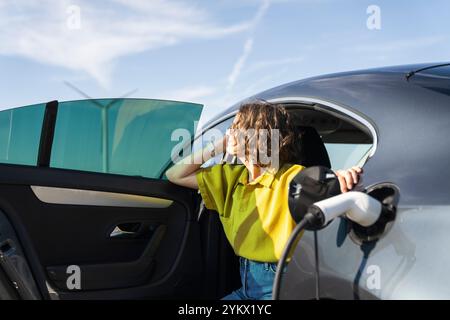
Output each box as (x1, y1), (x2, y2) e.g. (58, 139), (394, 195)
(197, 117), (235, 168)
(50, 99), (202, 179)
(325, 143), (372, 170)
(170, 107), (373, 173)
(288, 106), (374, 171)
(0, 103), (45, 166)
(189, 115), (373, 170)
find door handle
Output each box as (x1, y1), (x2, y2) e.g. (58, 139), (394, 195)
(110, 227), (138, 238)
(109, 222), (158, 239)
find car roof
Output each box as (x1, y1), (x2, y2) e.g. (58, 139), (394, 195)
(204, 62), (450, 127)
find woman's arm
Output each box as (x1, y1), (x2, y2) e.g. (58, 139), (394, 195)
(165, 135), (227, 189)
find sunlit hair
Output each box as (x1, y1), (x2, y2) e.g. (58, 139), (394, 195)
(229, 100), (300, 168)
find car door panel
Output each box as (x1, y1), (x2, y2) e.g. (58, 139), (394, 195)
(0, 164), (204, 299)
(0, 163), (204, 298)
(277, 229), (319, 300)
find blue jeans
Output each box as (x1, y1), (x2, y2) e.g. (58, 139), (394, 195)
(221, 257), (287, 300)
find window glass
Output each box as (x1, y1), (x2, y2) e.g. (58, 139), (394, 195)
(325, 143), (372, 170)
(198, 117), (235, 168)
(0, 103), (45, 165)
(51, 99), (202, 178)
(289, 107), (373, 170)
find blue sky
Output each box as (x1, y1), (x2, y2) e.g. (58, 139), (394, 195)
(0, 0), (449, 125)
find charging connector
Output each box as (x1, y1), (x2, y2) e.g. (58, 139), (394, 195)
(272, 191), (383, 300)
(308, 191), (382, 227)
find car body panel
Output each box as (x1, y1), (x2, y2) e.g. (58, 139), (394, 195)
(316, 205), (450, 299)
(278, 230), (318, 300)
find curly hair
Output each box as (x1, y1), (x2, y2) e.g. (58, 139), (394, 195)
(230, 100), (300, 168)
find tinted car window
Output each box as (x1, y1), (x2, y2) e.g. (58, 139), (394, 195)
(51, 99), (202, 179)
(0, 103), (45, 166)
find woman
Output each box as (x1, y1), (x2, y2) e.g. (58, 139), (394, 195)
(166, 101), (362, 300)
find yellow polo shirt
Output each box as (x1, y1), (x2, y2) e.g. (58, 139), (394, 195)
(196, 162), (305, 262)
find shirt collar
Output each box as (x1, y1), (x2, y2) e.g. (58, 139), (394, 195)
(238, 164), (288, 188)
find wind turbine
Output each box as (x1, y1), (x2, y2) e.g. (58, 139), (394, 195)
(63, 81), (138, 173)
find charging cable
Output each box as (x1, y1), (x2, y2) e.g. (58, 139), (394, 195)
(272, 191), (382, 300)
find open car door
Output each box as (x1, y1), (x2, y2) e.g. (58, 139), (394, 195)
(0, 98), (216, 299)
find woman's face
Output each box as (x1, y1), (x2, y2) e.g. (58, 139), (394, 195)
(227, 113), (260, 165)
(228, 112), (278, 168)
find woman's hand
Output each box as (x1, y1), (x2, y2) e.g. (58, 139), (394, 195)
(225, 128), (247, 156)
(335, 166), (363, 193)
(166, 134), (227, 190)
(225, 129), (239, 156)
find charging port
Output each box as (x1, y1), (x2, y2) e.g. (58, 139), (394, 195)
(349, 183), (400, 245)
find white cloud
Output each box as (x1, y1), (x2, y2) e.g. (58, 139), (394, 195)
(251, 0), (271, 26)
(227, 38), (254, 90)
(160, 0), (272, 122)
(0, 0), (262, 87)
(246, 56), (304, 73)
(225, 0), (270, 90)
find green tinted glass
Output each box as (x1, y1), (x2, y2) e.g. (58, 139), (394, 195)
(0, 103), (45, 165)
(51, 99), (202, 178)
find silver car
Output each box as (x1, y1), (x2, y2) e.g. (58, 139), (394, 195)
(0, 62), (448, 299)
